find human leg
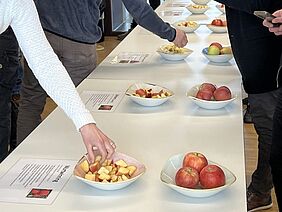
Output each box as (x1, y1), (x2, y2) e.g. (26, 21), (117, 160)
(270, 87), (282, 210)
(0, 27), (19, 162)
(247, 90), (279, 211)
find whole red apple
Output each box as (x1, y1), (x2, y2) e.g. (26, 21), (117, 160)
(175, 167), (199, 188)
(196, 90), (213, 101)
(200, 83), (217, 93)
(183, 152), (208, 173)
(213, 86), (231, 101)
(200, 164), (225, 189)
(211, 19), (223, 26)
(209, 42), (222, 50)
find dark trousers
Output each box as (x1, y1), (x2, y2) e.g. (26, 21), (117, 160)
(247, 90), (279, 196)
(0, 27), (19, 162)
(270, 86), (282, 210)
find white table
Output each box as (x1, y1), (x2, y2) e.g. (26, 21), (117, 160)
(0, 0), (247, 211)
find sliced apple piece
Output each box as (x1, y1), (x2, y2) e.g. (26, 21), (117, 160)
(127, 165), (137, 176)
(95, 155), (102, 162)
(85, 173), (96, 181)
(121, 174), (129, 181)
(98, 166), (110, 175)
(89, 161), (100, 173)
(117, 167), (129, 176)
(115, 159), (128, 167)
(79, 160), (89, 173)
(98, 172), (111, 181)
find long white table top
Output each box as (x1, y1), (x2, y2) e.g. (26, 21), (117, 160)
(0, 0), (247, 211)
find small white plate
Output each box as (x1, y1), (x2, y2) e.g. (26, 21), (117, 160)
(206, 24), (227, 33)
(187, 84), (236, 110)
(186, 4), (209, 14)
(173, 21), (200, 33)
(216, 4), (225, 13)
(160, 153), (236, 198)
(191, 0), (211, 5)
(157, 44), (193, 61)
(74, 152), (146, 191)
(126, 82), (174, 107)
(202, 47), (233, 63)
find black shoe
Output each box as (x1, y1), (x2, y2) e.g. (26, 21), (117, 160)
(244, 104), (253, 124)
(247, 190), (272, 211)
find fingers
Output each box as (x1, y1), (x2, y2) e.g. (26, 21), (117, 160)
(86, 143), (95, 163)
(104, 139), (116, 159)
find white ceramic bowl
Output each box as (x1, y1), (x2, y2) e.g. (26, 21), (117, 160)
(187, 84), (236, 110)
(157, 44), (193, 61)
(160, 153), (236, 198)
(186, 4), (209, 14)
(206, 24), (227, 33)
(126, 82), (174, 107)
(191, 0), (211, 5)
(216, 4), (225, 13)
(173, 21), (200, 33)
(73, 152), (146, 191)
(202, 47), (233, 63)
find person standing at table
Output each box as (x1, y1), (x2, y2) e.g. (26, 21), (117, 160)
(17, 0), (188, 144)
(263, 10), (282, 210)
(118, 0), (161, 40)
(213, 1), (282, 211)
(0, 0), (116, 164)
(0, 27), (19, 162)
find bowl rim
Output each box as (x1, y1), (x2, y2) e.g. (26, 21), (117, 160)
(186, 83), (237, 104)
(73, 152), (146, 185)
(160, 153), (237, 192)
(125, 82), (175, 99)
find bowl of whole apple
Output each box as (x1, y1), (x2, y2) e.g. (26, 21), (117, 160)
(160, 152), (236, 198)
(206, 18), (227, 33)
(202, 42), (233, 63)
(187, 82), (236, 110)
(73, 152), (146, 191)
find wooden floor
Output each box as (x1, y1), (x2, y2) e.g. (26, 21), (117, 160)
(42, 36), (278, 211)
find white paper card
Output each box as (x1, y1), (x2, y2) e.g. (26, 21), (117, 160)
(0, 158), (76, 205)
(81, 91), (124, 112)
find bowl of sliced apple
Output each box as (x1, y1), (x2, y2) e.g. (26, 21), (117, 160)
(74, 152), (146, 190)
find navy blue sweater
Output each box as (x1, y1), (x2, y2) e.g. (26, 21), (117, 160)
(34, 0), (176, 44)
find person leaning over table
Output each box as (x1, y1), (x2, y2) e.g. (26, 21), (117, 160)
(263, 10), (282, 210)
(16, 0), (188, 145)
(0, 0), (118, 164)
(211, 0), (282, 211)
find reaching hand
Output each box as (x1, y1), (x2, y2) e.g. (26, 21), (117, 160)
(263, 10), (282, 36)
(173, 29), (188, 47)
(80, 123), (116, 163)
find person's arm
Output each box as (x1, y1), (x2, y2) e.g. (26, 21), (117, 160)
(215, 0), (282, 15)
(121, 0), (187, 47)
(9, 0), (115, 162)
(263, 10), (282, 35)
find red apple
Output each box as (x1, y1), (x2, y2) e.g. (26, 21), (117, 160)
(135, 89), (146, 97)
(196, 90), (213, 101)
(183, 152), (208, 173)
(175, 167), (199, 188)
(200, 164), (225, 189)
(209, 42), (223, 50)
(211, 19), (223, 26)
(200, 83), (217, 93)
(213, 86), (231, 101)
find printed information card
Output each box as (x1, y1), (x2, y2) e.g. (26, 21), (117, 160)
(0, 158), (76, 205)
(81, 91), (124, 112)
